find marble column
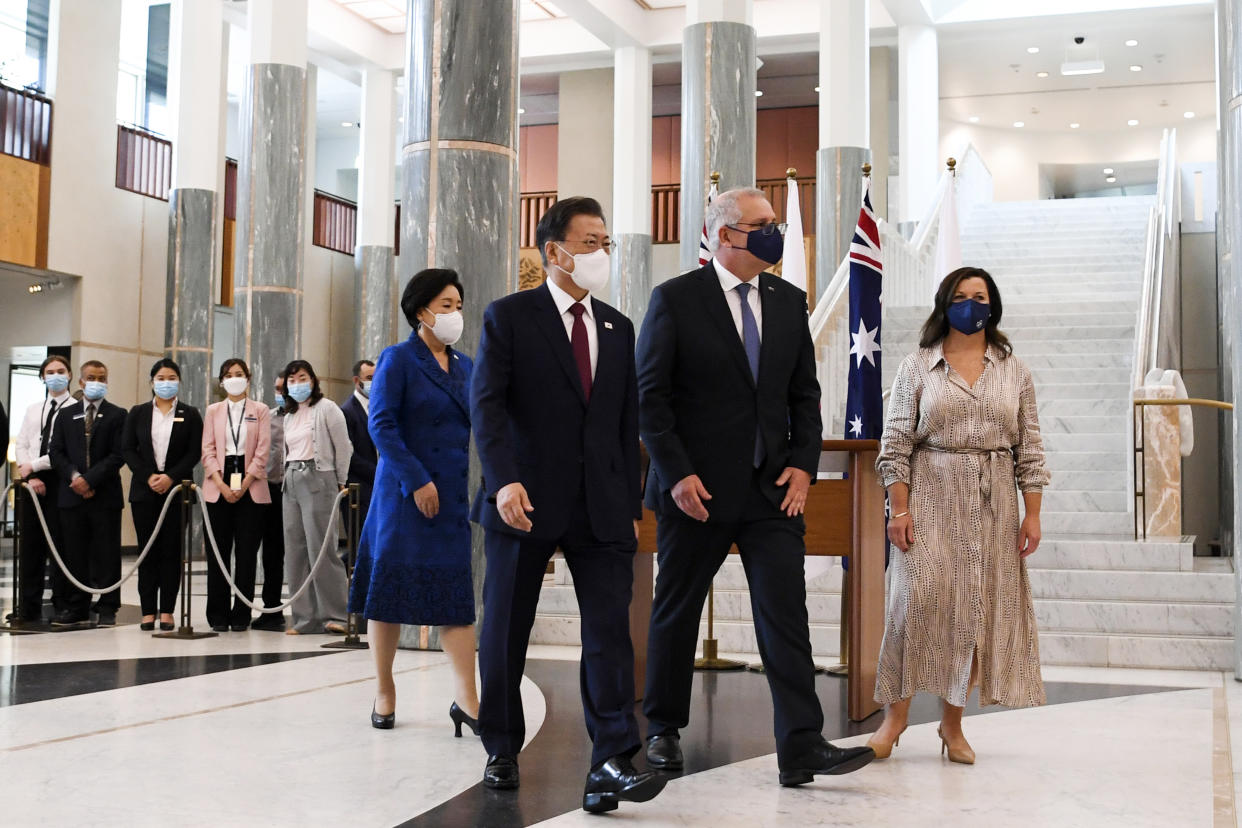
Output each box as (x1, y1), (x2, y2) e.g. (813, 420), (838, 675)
(165, 0), (225, 411)
(231, 0), (307, 402)
(679, 5), (757, 272)
(897, 24), (939, 224)
(611, 46), (653, 325)
(355, 68), (397, 362)
(816, 0), (870, 303)
(400, 0), (520, 648)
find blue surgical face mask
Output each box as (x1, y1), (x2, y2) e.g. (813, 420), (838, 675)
(83, 381), (108, 401)
(44, 374), (70, 393)
(287, 382), (312, 403)
(274, 392), (285, 408)
(359, 380), (372, 398)
(153, 380), (179, 400)
(947, 298), (991, 335)
(727, 223), (785, 265)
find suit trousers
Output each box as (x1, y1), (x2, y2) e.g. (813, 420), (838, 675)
(261, 481), (285, 609)
(478, 495), (641, 768)
(60, 499), (122, 615)
(283, 464), (348, 633)
(133, 498), (184, 615)
(17, 481), (67, 618)
(206, 493), (266, 627)
(643, 473), (825, 765)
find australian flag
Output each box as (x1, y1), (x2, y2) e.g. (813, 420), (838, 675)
(845, 177), (882, 439)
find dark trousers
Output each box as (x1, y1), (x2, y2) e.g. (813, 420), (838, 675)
(132, 498), (183, 615)
(18, 479), (66, 618)
(206, 493), (266, 627)
(60, 499), (122, 615)
(478, 504), (641, 768)
(643, 475), (824, 766)
(260, 481), (285, 609)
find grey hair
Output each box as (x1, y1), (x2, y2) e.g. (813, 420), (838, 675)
(705, 187), (766, 253)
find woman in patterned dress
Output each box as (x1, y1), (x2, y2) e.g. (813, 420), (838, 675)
(867, 266), (1050, 764)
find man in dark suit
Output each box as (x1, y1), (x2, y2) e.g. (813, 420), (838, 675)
(471, 197), (666, 814)
(340, 359), (376, 535)
(637, 187), (875, 786)
(48, 360), (127, 627)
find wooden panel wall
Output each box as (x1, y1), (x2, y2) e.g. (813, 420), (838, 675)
(0, 152), (49, 268)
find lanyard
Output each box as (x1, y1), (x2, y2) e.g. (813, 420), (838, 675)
(226, 402), (245, 454)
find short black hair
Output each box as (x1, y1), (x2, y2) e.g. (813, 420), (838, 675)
(40, 354), (71, 376)
(535, 197), (606, 266)
(149, 357), (182, 380)
(400, 268), (464, 329)
(282, 359), (323, 414)
(218, 358), (251, 382)
(80, 360), (107, 374)
(352, 359), (375, 378)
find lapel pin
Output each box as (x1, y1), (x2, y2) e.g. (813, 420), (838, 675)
(767, 285), (775, 291)
(604, 321), (614, 330)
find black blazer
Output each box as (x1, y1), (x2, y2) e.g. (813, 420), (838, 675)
(636, 262), (822, 519)
(340, 393), (376, 507)
(470, 283), (641, 544)
(122, 400), (204, 503)
(48, 399), (128, 510)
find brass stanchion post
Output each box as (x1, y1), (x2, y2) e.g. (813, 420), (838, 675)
(154, 482), (216, 640)
(1, 478), (39, 634)
(693, 583), (745, 671)
(324, 484), (367, 650)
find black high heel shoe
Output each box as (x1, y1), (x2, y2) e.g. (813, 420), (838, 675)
(140, 621), (155, 631)
(450, 702), (479, 737)
(371, 703), (395, 730)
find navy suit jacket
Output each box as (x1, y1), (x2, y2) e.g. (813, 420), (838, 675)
(341, 393), (377, 509)
(48, 398), (128, 510)
(469, 282), (641, 544)
(636, 263), (822, 519)
(122, 400), (204, 503)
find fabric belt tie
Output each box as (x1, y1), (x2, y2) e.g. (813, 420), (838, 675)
(921, 446), (1013, 501)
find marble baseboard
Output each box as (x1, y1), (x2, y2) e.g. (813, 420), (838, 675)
(1029, 568), (1234, 603)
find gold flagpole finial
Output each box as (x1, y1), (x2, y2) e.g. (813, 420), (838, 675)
(862, 163), (872, 177)
(786, 167), (797, 179)
(710, 170), (721, 184)
(947, 157), (957, 176)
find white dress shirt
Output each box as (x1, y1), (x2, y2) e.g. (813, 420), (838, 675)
(151, 401), (178, 472)
(545, 276), (598, 379)
(284, 404), (315, 462)
(353, 388), (370, 415)
(713, 258), (763, 343)
(225, 398), (248, 456)
(15, 392), (76, 471)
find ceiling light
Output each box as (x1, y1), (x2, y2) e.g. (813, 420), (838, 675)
(1129, 64), (1142, 72)
(1027, 46), (1040, 54)
(340, 121), (352, 127)
(1184, 111), (1195, 119)
(1105, 176), (1117, 183)
(1128, 119), (1139, 126)
(968, 116), (980, 123)
(1103, 168), (1114, 175)
(1125, 39), (1138, 47)
(755, 90), (763, 97)
(518, 108), (525, 114)
(1013, 121), (1025, 128)
(1036, 71), (1049, 78)
(1069, 122), (1080, 129)
(814, 86), (821, 92)
(1061, 59), (1105, 76)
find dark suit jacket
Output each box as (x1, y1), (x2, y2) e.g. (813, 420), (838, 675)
(636, 262), (822, 519)
(122, 400), (204, 503)
(470, 282), (641, 544)
(48, 399), (128, 509)
(340, 393), (377, 510)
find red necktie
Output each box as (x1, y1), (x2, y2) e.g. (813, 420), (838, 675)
(569, 302), (592, 401)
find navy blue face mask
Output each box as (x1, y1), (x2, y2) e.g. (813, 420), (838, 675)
(946, 298), (991, 335)
(727, 224), (785, 265)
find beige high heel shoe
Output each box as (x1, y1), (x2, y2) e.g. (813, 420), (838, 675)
(937, 726), (976, 765)
(865, 726), (907, 760)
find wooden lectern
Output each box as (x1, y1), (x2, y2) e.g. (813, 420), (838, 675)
(630, 440), (885, 722)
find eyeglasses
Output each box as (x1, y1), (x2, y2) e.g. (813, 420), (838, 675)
(558, 238), (612, 254)
(727, 222), (788, 237)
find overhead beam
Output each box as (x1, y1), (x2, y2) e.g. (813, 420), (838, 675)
(879, 0), (934, 25)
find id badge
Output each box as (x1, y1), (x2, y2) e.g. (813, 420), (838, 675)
(229, 472), (244, 490)
(224, 455), (245, 490)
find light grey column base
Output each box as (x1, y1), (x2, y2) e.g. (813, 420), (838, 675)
(166, 186), (218, 411)
(815, 146), (871, 307)
(354, 245), (396, 360)
(611, 233), (653, 326)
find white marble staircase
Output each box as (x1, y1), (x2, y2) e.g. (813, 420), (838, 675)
(529, 197), (1234, 671)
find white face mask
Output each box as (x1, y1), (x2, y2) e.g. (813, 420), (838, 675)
(424, 310), (464, 345)
(222, 376), (249, 397)
(554, 246), (610, 293)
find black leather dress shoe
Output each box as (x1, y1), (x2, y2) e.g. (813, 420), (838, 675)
(210, 624), (229, 633)
(483, 755), (519, 790)
(582, 756), (668, 813)
(645, 734), (684, 771)
(251, 614), (286, 631)
(371, 703), (395, 730)
(96, 611), (117, 627)
(778, 740), (876, 787)
(51, 610), (89, 627)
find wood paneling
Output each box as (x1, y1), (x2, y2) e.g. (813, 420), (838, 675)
(520, 124), (558, 192)
(221, 217), (235, 307)
(757, 106), (818, 181)
(0, 152), (49, 267)
(115, 124), (172, 201)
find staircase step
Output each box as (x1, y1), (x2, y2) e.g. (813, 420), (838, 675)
(1041, 489), (1129, 511)
(1029, 567), (1233, 602)
(1034, 599), (1232, 637)
(1039, 631), (1232, 670)
(887, 336), (1133, 353)
(1042, 432), (1127, 452)
(1039, 414), (1127, 434)
(1027, 534), (1192, 571)
(1038, 398), (1130, 416)
(884, 308), (1136, 327)
(1031, 383), (1133, 401)
(1042, 459), (1128, 478)
(1040, 510), (1135, 534)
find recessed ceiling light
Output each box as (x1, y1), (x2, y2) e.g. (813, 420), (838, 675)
(1013, 121), (1025, 128)
(1036, 71), (1049, 78)
(755, 90), (763, 97)
(1128, 119), (1139, 126)
(1103, 168), (1114, 174)
(1184, 111), (1196, 119)
(968, 116), (980, 123)
(1069, 122), (1081, 129)
(518, 108), (525, 114)
(1125, 39), (1138, 47)
(1027, 46), (1040, 54)
(340, 121), (352, 127)
(1105, 176), (1117, 183)
(1129, 64), (1142, 72)
(814, 86), (821, 92)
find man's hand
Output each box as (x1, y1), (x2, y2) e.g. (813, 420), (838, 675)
(775, 467), (811, 517)
(414, 480), (440, 519)
(633, 519), (641, 541)
(496, 482), (534, 532)
(27, 478), (46, 497)
(672, 475), (711, 522)
(70, 476), (91, 497)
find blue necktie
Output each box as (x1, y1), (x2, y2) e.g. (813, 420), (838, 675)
(736, 283), (765, 468)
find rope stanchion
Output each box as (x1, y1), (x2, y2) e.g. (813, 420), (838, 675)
(154, 482), (216, 640)
(0, 480), (39, 635)
(323, 483), (368, 651)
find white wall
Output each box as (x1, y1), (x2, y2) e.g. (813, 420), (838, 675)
(315, 135), (359, 200)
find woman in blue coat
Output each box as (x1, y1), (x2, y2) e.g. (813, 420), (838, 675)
(349, 268), (478, 734)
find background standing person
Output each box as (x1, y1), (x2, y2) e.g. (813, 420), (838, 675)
(253, 371), (288, 630)
(280, 360), (352, 635)
(202, 359), (271, 632)
(122, 358), (203, 632)
(868, 267), (1049, 766)
(340, 359), (377, 537)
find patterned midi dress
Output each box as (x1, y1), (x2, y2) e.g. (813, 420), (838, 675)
(875, 342), (1051, 708)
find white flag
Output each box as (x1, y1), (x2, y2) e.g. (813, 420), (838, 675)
(933, 176), (962, 281)
(781, 178), (807, 291)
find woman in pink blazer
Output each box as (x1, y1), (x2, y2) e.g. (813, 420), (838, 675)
(202, 358), (272, 632)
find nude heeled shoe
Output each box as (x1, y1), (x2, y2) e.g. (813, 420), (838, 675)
(937, 726), (976, 765)
(865, 727), (907, 760)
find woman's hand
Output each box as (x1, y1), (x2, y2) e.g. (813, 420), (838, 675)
(887, 512), (914, 552)
(1018, 514), (1041, 558)
(150, 474), (174, 495)
(414, 480), (440, 519)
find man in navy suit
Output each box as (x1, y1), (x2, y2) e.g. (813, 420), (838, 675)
(48, 360), (128, 627)
(471, 197), (666, 813)
(637, 188), (875, 785)
(340, 359), (377, 534)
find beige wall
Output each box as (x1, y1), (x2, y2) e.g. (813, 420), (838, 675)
(302, 245), (359, 405)
(557, 69), (613, 210)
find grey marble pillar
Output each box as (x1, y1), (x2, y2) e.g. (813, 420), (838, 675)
(816, 146), (871, 301)
(611, 233), (653, 327)
(166, 188), (218, 411)
(399, 0), (520, 649)
(679, 21), (756, 272)
(231, 63), (307, 402)
(354, 245), (395, 361)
